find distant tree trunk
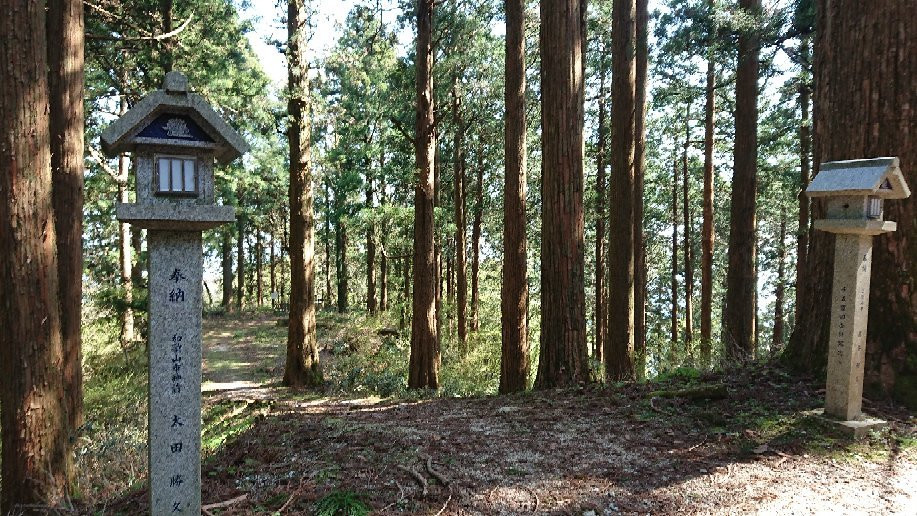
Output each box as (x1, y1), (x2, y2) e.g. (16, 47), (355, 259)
(159, 0), (173, 71)
(700, 12), (716, 366)
(48, 0), (85, 435)
(594, 47), (608, 364)
(0, 0), (72, 508)
(470, 135), (484, 331)
(409, 0), (439, 389)
(131, 228), (144, 289)
(794, 37), (811, 323)
(772, 208), (787, 348)
(452, 81), (468, 347)
(671, 156), (680, 356)
(118, 158), (135, 346)
(116, 95), (135, 347)
(500, 0), (529, 394)
(236, 217), (245, 311)
(724, 0), (760, 361)
(221, 230), (234, 308)
(535, 0), (588, 389)
(380, 246), (388, 311)
(786, 0), (916, 408)
(256, 230), (264, 307)
(281, 214), (288, 304)
(434, 143), (443, 344)
(270, 231), (277, 308)
(336, 220), (349, 312)
(605, 0), (636, 381)
(324, 178), (333, 305)
(366, 171), (377, 314)
(284, 0), (322, 388)
(633, 0), (648, 379)
(682, 113), (694, 356)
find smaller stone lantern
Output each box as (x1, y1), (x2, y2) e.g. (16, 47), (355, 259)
(805, 157), (910, 432)
(101, 70), (249, 514)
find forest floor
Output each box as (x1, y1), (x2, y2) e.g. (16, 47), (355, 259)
(94, 311), (916, 515)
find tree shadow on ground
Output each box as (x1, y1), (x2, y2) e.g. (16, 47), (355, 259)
(101, 365), (916, 515)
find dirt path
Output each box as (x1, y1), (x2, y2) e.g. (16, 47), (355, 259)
(185, 314), (916, 515)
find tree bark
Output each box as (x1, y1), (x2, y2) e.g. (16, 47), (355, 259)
(772, 208), (787, 347)
(633, 0), (648, 379)
(682, 113), (694, 356)
(409, 0), (439, 389)
(256, 229), (264, 307)
(221, 229), (234, 308)
(0, 1), (72, 508)
(724, 0), (760, 361)
(336, 218), (349, 312)
(366, 171), (377, 314)
(236, 216), (245, 311)
(605, 0), (636, 381)
(324, 177), (333, 306)
(700, 13), (716, 367)
(794, 37), (811, 323)
(284, 0), (322, 388)
(48, 0), (85, 437)
(452, 80), (468, 347)
(116, 91), (135, 348)
(786, 0), (917, 408)
(471, 135), (484, 332)
(270, 230), (277, 308)
(671, 155), (680, 357)
(594, 46), (608, 365)
(500, 0), (529, 394)
(535, 0), (588, 389)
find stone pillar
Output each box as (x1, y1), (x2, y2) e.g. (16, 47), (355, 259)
(148, 230), (204, 514)
(824, 233), (873, 420)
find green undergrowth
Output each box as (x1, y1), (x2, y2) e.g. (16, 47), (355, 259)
(320, 304), (506, 398)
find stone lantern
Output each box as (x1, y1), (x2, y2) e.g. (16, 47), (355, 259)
(101, 70), (249, 514)
(805, 157), (910, 431)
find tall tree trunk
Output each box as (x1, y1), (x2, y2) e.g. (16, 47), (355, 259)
(221, 229), (234, 308)
(605, 0), (636, 381)
(794, 37), (811, 323)
(409, 0), (439, 389)
(700, 13), (716, 367)
(633, 0), (648, 379)
(500, 0), (529, 394)
(366, 171), (377, 314)
(324, 178), (333, 305)
(0, 0), (72, 508)
(671, 155), (680, 357)
(336, 220), (349, 312)
(256, 230), (264, 307)
(48, 0), (85, 436)
(772, 208), (787, 347)
(452, 81), (468, 347)
(682, 113), (694, 356)
(470, 135), (484, 331)
(379, 169), (389, 312)
(284, 0), (322, 388)
(786, 0), (916, 408)
(236, 217), (245, 311)
(380, 247), (388, 311)
(594, 47), (608, 364)
(535, 0), (588, 389)
(724, 0), (760, 361)
(270, 231), (277, 308)
(116, 88), (135, 347)
(118, 157), (134, 347)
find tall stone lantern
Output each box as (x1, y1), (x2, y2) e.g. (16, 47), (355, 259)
(805, 157), (910, 430)
(101, 71), (249, 514)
